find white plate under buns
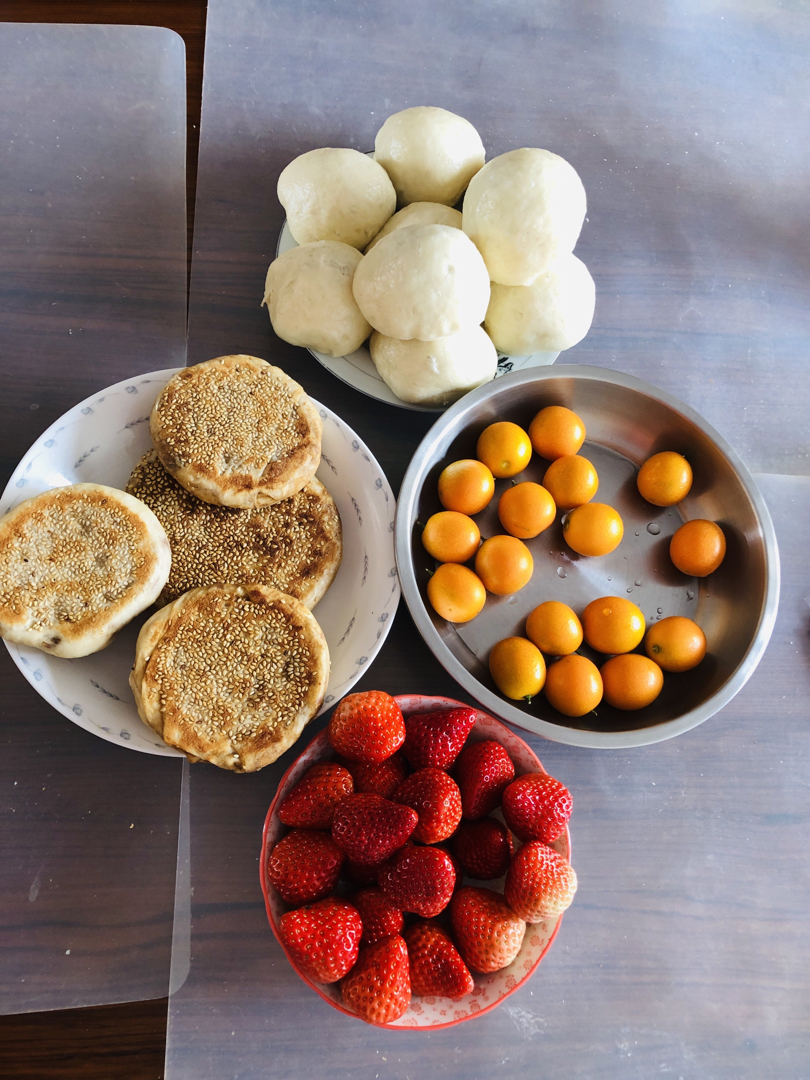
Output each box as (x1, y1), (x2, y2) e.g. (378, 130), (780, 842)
(275, 220), (559, 412)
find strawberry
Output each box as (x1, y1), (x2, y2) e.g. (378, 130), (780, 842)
(277, 896), (363, 983)
(393, 768), (462, 844)
(343, 751), (409, 798)
(342, 858), (380, 887)
(341, 935), (411, 1025)
(402, 706), (477, 770)
(452, 817), (514, 880)
(432, 842), (463, 885)
(328, 691), (406, 764)
(501, 772), (573, 844)
(332, 793), (418, 866)
(403, 921), (475, 1000)
(266, 829), (344, 907)
(504, 840), (577, 923)
(378, 845), (456, 918)
(455, 740), (515, 819)
(352, 887), (404, 946)
(449, 886), (526, 973)
(278, 762), (354, 830)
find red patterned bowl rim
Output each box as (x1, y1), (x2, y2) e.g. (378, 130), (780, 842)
(260, 694), (571, 1030)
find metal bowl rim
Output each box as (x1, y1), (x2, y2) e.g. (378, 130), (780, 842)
(395, 364), (780, 749)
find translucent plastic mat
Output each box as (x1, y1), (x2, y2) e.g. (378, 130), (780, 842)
(0, 23), (187, 1013)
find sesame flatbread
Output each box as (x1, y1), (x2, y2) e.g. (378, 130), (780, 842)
(126, 450), (341, 608)
(130, 584), (330, 771)
(0, 483), (171, 657)
(150, 355), (322, 509)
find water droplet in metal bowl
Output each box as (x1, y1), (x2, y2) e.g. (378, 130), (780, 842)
(647, 522), (661, 535)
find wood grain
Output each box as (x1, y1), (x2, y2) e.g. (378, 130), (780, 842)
(0, 998), (168, 1080)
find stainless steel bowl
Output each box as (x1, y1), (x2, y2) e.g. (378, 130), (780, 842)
(396, 366), (780, 748)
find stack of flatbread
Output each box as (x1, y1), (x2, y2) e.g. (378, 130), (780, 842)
(0, 355), (341, 772)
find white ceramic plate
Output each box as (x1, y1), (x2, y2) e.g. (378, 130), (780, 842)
(275, 220), (559, 413)
(1, 369), (400, 757)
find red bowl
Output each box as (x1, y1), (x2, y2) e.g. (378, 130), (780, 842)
(260, 694), (572, 1029)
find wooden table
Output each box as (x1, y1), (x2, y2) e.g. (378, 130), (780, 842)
(2, 1), (810, 1077)
(168, 1), (810, 1077)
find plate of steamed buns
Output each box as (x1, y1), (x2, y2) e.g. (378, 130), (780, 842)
(264, 106), (596, 412)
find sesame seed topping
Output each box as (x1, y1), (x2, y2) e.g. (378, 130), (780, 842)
(140, 585), (329, 771)
(126, 452), (341, 607)
(0, 486), (160, 635)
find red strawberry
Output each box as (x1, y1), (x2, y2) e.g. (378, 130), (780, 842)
(393, 768), (462, 844)
(449, 886), (526, 973)
(455, 740), (515, 819)
(266, 829), (344, 906)
(342, 858), (380, 887)
(278, 762), (354, 830)
(432, 842), (463, 885)
(343, 751), (409, 798)
(402, 706), (477, 770)
(277, 896), (362, 983)
(341, 935), (411, 1025)
(504, 840), (577, 923)
(332, 793), (418, 866)
(352, 887), (404, 946)
(378, 845), (456, 918)
(452, 818), (514, 880)
(328, 691), (405, 764)
(501, 772), (573, 843)
(403, 921), (475, 1000)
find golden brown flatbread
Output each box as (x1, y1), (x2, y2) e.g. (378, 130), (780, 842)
(126, 450), (341, 608)
(0, 483), (171, 657)
(150, 355), (322, 508)
(130, 584), (330, 771)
